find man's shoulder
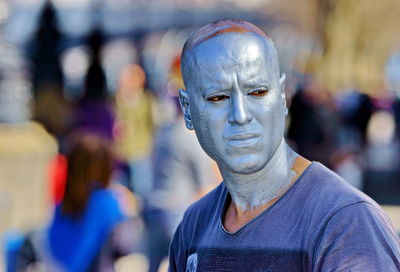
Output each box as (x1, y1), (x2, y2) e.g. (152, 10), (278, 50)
(297, 163), (400, 268)
(310, 162), (396, 229)
(298, 162), (381, 216)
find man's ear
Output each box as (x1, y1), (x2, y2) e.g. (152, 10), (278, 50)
(279, 73), (288, 116)
(178, 88), (194, 130)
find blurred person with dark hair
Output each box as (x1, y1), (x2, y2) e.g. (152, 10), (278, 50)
(363, 110), (400, 204)
(287, 80), (338, 167)
(329, 90), (373, 190)
(16, 133), (141, 271)
(338, 91), (373, 147)
(30, 2), (71, 147)
(0, 4), (62, 269)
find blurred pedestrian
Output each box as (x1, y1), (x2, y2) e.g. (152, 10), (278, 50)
(147, 98), (218, 271)
(72, 30), (115, 143)
(115, 64), (158, 196)
(17, 133), (140, 271)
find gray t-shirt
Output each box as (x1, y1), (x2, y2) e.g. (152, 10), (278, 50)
(169, 162), (400, 271)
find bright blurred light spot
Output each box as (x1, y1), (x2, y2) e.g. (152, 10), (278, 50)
(367, 111), (395, 144)
(0, 39), (26, 71)
(0, 39), (31, 123)
(0, 77), (32, 123)
(13, 0), (44, 5)
(61, 46), (90, 99)
(0, 1), (10, 22)
(103, 0), (136, 9)
(386, 53), (400, 95)
(115, 253), (149, 272)
(50, 0), (92, 8)
(227, 0), (270, 9)
(61, 46), (90, 81)
(101, 39), (136, 93)
(4, 1), (43, 46)
(166, 77), (183, 97)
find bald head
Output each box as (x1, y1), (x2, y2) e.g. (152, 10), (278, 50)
(183, 19), (270, 51)
(181, 19), (280, 92)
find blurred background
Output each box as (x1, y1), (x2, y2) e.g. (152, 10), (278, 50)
(1, 0), (400, 271)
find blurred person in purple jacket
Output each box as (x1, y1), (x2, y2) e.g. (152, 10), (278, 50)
(72, 30), (115, 143)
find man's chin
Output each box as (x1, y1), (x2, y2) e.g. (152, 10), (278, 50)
(225, 156), (267, 175)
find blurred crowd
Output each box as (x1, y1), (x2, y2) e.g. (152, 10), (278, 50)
(1, 2), (220, 271)
(287, 78), (400, 204)
(0, 1), (400, 272)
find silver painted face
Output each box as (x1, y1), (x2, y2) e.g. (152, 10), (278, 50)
(180, 33), (287, 175)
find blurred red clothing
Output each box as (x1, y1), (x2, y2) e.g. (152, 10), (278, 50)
(48, 154), (67, 205)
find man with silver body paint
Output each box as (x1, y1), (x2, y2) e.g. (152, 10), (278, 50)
(169, 19), (400, 271)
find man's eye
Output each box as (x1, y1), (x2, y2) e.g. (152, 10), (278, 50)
(249, 89), (269, 97)
(207, 95), (230, 102)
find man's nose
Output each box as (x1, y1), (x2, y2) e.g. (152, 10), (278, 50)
(228, 93), (252, 125)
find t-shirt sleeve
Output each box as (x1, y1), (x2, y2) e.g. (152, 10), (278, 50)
(313, 202), (400, 272)
(169, 223), (186, 272)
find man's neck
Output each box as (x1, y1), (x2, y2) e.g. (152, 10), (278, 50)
(221, 140), (311, 233)
(221, 139), (297, 211)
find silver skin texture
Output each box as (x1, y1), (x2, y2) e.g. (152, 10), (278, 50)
(179, 25), (298, 210)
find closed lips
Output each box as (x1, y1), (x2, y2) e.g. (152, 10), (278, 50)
(226, 133), (260, 147)
(227, 133), (259, 141)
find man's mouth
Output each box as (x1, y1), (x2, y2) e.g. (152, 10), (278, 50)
(226, 133), (260, 148)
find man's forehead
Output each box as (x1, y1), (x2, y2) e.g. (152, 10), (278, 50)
(181, 19), (280, 91)
(185, 32), (278, 77)
(190, 35), (266, 72)
(186, 38), (278, 93)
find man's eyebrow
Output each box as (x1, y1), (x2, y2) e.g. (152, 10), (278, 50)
(242, 83), (270, 89)
(200, 85), (232, 95)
